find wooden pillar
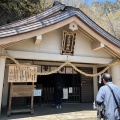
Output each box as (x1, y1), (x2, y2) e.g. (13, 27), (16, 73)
(2, 66), (9, 108)
(111, 64), (120, 87)
(0, 58), (6, 115)
(93, 66), (98, 100)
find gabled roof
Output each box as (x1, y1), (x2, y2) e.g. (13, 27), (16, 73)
(0, 1), (120, 49)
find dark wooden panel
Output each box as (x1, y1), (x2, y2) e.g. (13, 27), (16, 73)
(80, 67), (94, 103)
(12, 97), (26, 106)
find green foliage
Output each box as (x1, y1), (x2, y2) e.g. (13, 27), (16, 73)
(0, 0), (53, 25)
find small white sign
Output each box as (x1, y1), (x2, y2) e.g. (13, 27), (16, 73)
(69, 87), (73, 93)
(63, 88), (68, 99)
(66, 67), (72, 74)
(34, 89), (42, 96)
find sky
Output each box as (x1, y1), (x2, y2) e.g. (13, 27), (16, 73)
(87, 0), (116, 5)
(62, 0), (117, 6)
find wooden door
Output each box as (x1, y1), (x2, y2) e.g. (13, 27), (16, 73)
(79, 67), (94, 103)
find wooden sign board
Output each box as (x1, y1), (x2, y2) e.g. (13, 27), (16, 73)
(10, 85), (34, 97)
(8, 64), (37, 82)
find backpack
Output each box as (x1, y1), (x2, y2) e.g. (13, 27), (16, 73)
(56, 82), (63, 90)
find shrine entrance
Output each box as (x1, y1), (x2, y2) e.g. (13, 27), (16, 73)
(33, 66), (94, 104)
(35, 73), (81, 104)
(9, 65), (94, 107)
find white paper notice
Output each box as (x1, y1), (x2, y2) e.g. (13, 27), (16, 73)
(63, 88), (68, 99)
(69, 87), (73, 93)
(34, 89), (42, 96)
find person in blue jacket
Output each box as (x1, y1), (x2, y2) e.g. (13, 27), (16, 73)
(96, 73), (120, 120)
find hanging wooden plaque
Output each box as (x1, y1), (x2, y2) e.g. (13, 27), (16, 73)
(61, 30), (76, 55)
(8, 64), (37, 82)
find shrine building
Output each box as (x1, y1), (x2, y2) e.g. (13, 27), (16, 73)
(0, 1), (120, 115)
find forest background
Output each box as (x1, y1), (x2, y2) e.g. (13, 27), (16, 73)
(0, 0), (120, 40)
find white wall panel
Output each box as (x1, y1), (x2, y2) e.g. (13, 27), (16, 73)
(74, 31), (112, 58)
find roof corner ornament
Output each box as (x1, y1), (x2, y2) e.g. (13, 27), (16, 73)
(53, 1), (61, 6)
(69, 22), (78, 31)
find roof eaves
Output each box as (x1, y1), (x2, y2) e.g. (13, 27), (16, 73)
(0, 5), (120, 48)
(0, 10), (73, 38)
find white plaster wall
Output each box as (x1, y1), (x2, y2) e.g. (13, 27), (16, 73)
(6, 37), (36, 52)
(74, 31), (112, 58)
(6, 27), (63, 54)
(6, 26), (112, 58)
(38, 28), (62, 54)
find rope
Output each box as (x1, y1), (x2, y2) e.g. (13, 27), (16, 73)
(0, 55), (120, 77)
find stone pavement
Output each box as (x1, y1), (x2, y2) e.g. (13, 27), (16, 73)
(1, 103), (97, 120)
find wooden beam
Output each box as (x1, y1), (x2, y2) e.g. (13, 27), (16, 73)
(5, 50), (113, 64)
(32, 61), (96, 67)
(92, 41), (104, 50)
(104, 47), (120, 59)
(35, 35), (42, 45)
(78, 27), (95, 42)
(93, 66), (98, 100)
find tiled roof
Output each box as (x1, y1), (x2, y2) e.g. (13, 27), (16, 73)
(0, 2), (120, 48)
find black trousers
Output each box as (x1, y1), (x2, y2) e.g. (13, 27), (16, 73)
(54, 90), (63, 106)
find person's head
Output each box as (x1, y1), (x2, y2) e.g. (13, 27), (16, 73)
(101, 73), (112, 84)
